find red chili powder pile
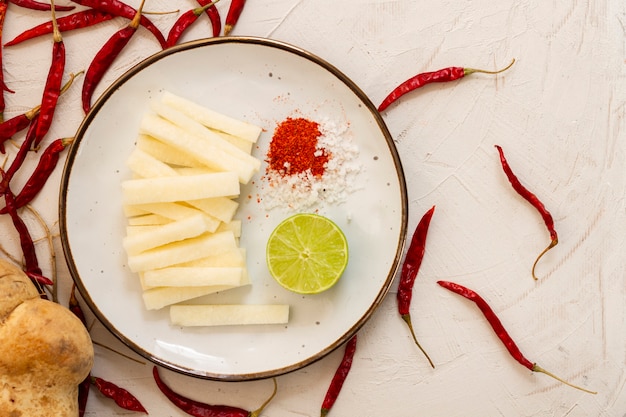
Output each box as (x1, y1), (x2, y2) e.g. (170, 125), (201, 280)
(266, 117), (330, 177)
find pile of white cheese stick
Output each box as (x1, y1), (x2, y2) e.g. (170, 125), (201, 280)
(121, 91), (289, 327)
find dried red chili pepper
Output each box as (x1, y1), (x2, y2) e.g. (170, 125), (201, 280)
(2, 114), (40, 193)
(82, 0), (145, 113)
(0, 111), (41, 268)
(1, 189), (48, 287)
(494, 145), (558, 280)
(9, 0), (74, 11)
(0, 97), (64, 293)
(0, 137), (73, 213)
(224, 0), (246, 35)
(397, 205), (435, 368)
(0, 0), (14, 123)
(437, 280), (597, 394)
(0, 72), (75, 152)
(91, 376), (148, 413)
(71, 0), (166, 48)
(69, 283), (87, 325)
(0, 111), (34, 138)
(0, 110), (35, 141)
(0, 118), (44, 288)
(195, 0), (220, 37)
(5, 8), (114, 46)
(4, 191), (41, 275)
(17, 137), (73, 206)
(24, 270), (53, 286)
(153, 366), (277, 417)
(0, 105), (39, 152)
(68, 284), (91, 416)
(320, 334), (357, 417)
(78, 376), (90, 417)
(377, 59), (515, 112)
(166, 0), (219, 48)
(33, 0), (66, 149)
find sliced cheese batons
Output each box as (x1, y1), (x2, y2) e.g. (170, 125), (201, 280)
(122, 92), (289, 326)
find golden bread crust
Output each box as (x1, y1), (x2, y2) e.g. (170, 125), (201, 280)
(0, 260), (94, 417)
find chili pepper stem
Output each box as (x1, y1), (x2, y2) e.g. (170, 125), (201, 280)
(532, 364), (597, 394)
(24, 105), (40, 120)
(464, 58), (516, 76)
(401, 313), (434, 368)
(531, 238), (558, 280)
(143, 9), (180, 15)
(131, 0), (146, 28)
(62, 71), (83, 93)
(195, 0), (219, 16)
(91, 340), (146, 364)
(250, 378), (278, 417)
(49, 0), (62, 42)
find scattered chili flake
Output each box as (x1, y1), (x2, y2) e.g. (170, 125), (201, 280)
(266, 117), (330, 177)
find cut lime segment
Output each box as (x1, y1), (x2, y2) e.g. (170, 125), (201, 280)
(266, 213), (349, 294)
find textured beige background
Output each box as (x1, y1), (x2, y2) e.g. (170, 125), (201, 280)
(1, 0), (624, 415)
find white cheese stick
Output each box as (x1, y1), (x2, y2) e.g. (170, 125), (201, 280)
(127, 231), (237, 272)
(123, 214), (209, 256)
(128, 223), (226, 239)
(139, 114), (257, 184)
(175, 248), (246, 268)
(152, 101), (261, 170)
(126, 202), (221, 232)
(126, 214), (172, 226)
(131, 200), (230, 229)
(123, 205), (149, 218)
(142, 285), (237, 310)
(127, 202), (204, 220)
(139, 262), (250, 291)
(121, 172), (240, 205)
(136, 134), (204, 168)
(126, 148), (178, 178)
(186, 197), (239, 224)
(174, 167), (216, 176)
(169, 304), (290, 326)
(143, 267), (244, 288)
(126, 225), (160, 236)
(215, 220), (241, 238)
(160, 91), (262, 142)
(213, 130), (253, 154)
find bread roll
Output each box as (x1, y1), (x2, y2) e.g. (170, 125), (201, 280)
(0, 260), (94, 417)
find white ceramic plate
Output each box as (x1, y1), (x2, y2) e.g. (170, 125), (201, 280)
(60, 37), (407, 381)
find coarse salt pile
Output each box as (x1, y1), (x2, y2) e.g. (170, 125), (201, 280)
(262, 116), (361, 211)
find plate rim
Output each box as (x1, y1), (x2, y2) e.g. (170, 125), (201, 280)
(59, 36), (409, 381)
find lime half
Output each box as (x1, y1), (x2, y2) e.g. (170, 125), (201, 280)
(266, 213), (349, 294)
